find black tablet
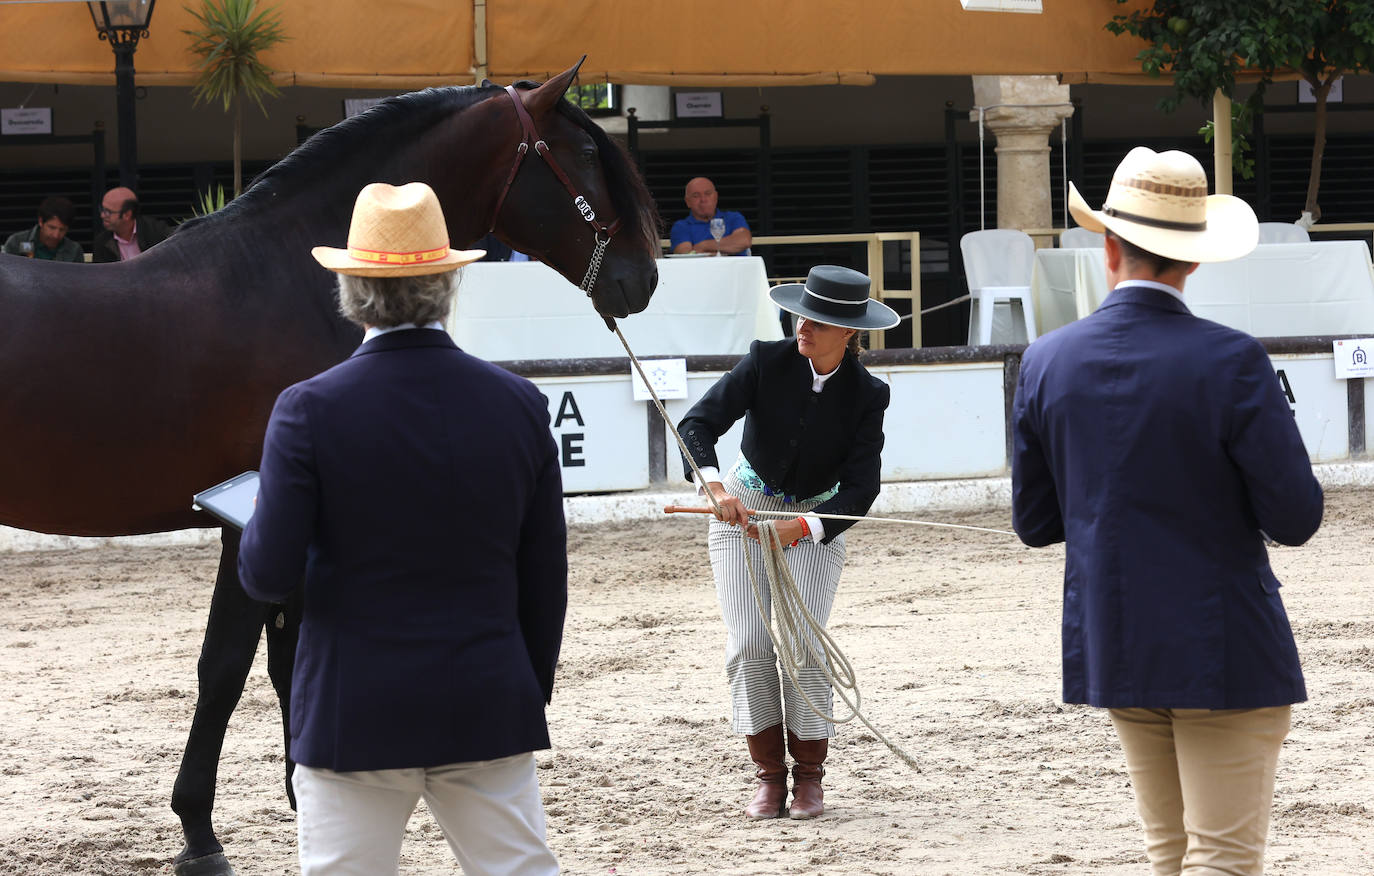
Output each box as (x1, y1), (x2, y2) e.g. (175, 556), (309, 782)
(192, 471), (260, 531)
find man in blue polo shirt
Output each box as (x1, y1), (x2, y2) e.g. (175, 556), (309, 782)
(670, 176), (752, 255)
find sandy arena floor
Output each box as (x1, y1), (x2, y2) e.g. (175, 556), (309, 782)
(0, 489), (1370, 875)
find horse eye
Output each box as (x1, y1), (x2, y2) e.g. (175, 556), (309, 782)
(582, 147), (597, 166)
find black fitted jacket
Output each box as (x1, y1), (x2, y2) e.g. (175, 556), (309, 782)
(678, 338), (889, 542)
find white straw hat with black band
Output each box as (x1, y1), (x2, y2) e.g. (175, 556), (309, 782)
(1068, 146), (1258, 264)
(769, 265), (900, 331)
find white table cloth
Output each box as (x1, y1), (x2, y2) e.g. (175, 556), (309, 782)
(1030, 241), (1374, 337)
(446, 255), (780, 360)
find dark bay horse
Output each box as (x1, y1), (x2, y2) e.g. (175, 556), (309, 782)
(0, 62), (658, 875)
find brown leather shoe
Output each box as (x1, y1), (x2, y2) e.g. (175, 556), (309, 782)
(744, 724), (788, 819)
(787, 730), (827, 820)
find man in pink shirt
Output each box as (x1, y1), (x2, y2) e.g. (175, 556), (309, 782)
(93, 186), (170, 263)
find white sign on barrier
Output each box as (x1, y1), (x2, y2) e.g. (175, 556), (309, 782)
(1273, 354), (1349, 462)
(1332, 338), (1374, 379)
(630, 358), (687, 401)
(534, 374), (649, 492)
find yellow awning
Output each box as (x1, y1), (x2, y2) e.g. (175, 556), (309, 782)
(0, 0), (475, 88)
(486, 0), (1154, 85)
(0, 0), (1193, 89)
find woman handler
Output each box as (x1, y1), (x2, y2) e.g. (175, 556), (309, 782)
(677, 265), (899, 820)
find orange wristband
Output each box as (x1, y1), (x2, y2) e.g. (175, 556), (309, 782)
(789, 517), (811, 548)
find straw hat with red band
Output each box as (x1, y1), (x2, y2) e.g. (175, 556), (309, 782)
(1068, 146), (1258, 264)
(312, 182), (486, 277)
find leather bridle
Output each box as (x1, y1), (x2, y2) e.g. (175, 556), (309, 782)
(487, 85), (623, 297)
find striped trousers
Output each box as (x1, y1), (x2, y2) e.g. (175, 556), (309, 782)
(709, 470), (846, 741)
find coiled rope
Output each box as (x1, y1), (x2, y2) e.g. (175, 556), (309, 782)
(611, 322), (1011, 772)
(748, 519), (920, 770)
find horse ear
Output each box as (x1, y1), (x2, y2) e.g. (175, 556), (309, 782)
(522, 56), (588, 117)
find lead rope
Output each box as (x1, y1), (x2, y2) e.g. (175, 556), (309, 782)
(612, 323), (929, 770)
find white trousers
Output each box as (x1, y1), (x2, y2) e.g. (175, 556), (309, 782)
(292, 753), (559, 876)
(709, 470), (846, 741)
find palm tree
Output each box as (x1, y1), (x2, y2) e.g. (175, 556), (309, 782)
(184, 0), (288, 197)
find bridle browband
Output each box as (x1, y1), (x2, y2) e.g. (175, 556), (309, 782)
(487, 84), (623, 296)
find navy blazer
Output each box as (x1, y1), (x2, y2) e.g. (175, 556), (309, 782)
(1012, 285), (1322, 709)
(677, 338), (889, 541)
(239, 329), (567, 772)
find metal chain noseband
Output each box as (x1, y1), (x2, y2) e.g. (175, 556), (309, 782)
(487, 85), (623, 299)
(580, 229), (611, 295)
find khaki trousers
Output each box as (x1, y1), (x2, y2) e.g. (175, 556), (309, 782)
(1109, 706), (1291, 876)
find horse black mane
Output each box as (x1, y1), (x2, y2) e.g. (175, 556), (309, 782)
(546, 87), (663, 254)
(180, 81), (660, 251)
(180, 85), (491, 233)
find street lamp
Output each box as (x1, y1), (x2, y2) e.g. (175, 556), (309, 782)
(88, 0), (157, 188)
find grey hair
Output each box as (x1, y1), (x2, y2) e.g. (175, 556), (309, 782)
(337, 270), (458, 328)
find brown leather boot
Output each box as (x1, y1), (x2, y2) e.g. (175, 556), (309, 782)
(787, 730), (827, 820)
(744, 724), (788, 819)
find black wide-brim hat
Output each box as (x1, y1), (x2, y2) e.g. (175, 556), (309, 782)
(769, 265), (901, 331)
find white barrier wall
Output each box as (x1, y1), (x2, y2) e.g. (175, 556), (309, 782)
(527, 350), (1361, 493)
(1277, 354), (1352, 462)
(3, 351), (1362, 551)
(875, 363), (1007, 480)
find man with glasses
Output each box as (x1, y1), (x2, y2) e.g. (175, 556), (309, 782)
(93, 186), (170, 263)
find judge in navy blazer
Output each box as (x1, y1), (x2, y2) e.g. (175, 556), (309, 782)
(238, 183), (564, 876)
(1013, 149), (1322, 876)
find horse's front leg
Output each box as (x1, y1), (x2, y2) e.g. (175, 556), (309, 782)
(170, 528), (268, 876)
(264, 585), (302, 809)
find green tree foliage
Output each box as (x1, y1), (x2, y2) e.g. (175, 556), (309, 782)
(1108, 0), (1374, 220)
(568, 83), (615, 112)
(184, 0), (288, 197)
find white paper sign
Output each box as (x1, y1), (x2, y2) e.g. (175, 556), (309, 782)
(1299, 78), (1342, 104)
(630, 358), (688, 400)
(1, 107), (52, 135)
(1332, 338), (1374, 378)
(674, 92), (722, 118)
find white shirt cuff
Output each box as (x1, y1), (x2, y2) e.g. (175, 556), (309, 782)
(693, 466), (722, 493)
(804, 514), (825, 541)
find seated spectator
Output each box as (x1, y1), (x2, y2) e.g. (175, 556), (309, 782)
(670, 177), (752, 255)
(93, 186), (171, 262)
(3, 196), (84, 262)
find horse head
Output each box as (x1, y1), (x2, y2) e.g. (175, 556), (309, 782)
(484, 62), (660, 320)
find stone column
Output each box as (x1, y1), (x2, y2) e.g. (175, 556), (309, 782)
(970, 75), (1075, 244)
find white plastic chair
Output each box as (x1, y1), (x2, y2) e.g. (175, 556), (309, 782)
(960, 229), (1038, 345)
(1059, 226), (1105, 249)
(1257, 222), (1311, 244)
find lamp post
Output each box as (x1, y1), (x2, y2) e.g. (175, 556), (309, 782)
(88, 0), (156, 189)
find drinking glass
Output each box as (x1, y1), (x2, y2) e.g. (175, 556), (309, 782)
(19, 240), (34, 258)
(709, 217), (725, 255)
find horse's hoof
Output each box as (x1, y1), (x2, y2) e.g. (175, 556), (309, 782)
(173, 852), (237, 876)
